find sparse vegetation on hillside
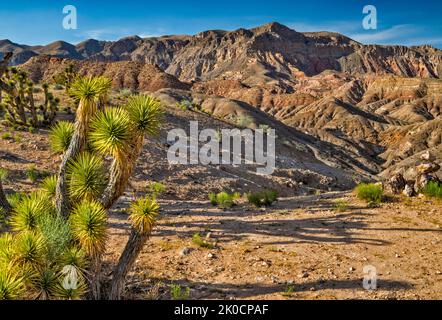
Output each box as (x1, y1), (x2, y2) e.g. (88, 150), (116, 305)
(170, 284), (190, 300)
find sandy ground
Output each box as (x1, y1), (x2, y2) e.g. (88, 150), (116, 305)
(105, 192), (442, 300)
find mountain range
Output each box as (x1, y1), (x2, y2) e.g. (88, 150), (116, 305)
(2, 22), (442, 184)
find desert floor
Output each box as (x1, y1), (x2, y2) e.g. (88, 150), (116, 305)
(106, 192), (442, 300)
(1, 128), (441, 300)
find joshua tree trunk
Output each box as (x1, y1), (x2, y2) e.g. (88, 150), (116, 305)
(101, 135), (144, 209)
(0, 180), (11, 214)
(26, 91), (38, 127)
(88, 256), (103, 300)
(109, 228), (150, 300)
(55, 118), (90, 217)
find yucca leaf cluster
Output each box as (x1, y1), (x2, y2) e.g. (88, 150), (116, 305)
(0, 190), (91, 300)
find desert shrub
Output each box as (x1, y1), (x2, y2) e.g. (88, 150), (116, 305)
(170, 284), (190, 300)
(0, 168), (8, 181)
(236, 114), (254, 128)
(208, 193), (217, 206)
(420, 181), (442, 199)
(49, 121), (75, 154)
(176, 99), (193, 111)
(148, 182), (166, 196)
(192, 233), (214, 249)
(13, 134), (22, 143)
(258, 124), (272, 133)
(247, 189), (278, 207)
(208, 191), (241, 209)
(333, 200), (349, 212)
(26, 165), (38, 182)
(354, 183), (383, 204)
(1, 132), (11, 140)
(119, 88), (133, 97)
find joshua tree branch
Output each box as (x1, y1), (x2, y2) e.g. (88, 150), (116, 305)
(109, 228), (150, 300)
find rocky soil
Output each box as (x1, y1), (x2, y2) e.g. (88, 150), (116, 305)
(105, 192), (442, 300)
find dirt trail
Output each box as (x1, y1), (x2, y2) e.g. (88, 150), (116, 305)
(105, 192), (442, 300)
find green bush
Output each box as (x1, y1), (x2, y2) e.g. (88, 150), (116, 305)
(420, 181), (442, 199)
(170, 284), (190, 300)
(354, 183), (383, 204)
(333, 200), (349, 212)
(192, 233), (214, 249)
(148, 182), (166, 196)
(1, 132), (11, 140)
(236, 114), (253, 128)
(0, 167), (8, 181)
(247, 189), (278, 207)
(119, 88), (133, 97)
(208, 192), (241, 209)
(26, 165), (38, 182)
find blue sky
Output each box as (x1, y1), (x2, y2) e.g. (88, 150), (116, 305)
(1, 0), (441, 48)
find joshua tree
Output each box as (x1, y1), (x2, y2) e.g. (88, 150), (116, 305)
(53, 63), (78, 93)
(0, 54), (59, 128)
(1, 74), (163, 300)
(50, 76), (163, 299)
(55, 76), (112, 217)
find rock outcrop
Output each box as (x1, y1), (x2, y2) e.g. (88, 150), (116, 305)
(20, 56), (190, 92)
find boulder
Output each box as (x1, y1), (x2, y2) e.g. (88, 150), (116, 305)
(416, 162), (440, 175)
(420, 151), (435, 162)
(385, 173), (406, 194)
(402, 184), (415, 197)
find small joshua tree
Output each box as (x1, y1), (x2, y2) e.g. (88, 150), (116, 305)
(52, 64), (78, 93)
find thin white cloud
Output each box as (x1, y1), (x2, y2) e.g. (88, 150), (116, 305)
(349, 24), (419, 44)
(288, 21), (360, 35)
(287, 22), (442, 48)
(79, 27), (161, 41)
